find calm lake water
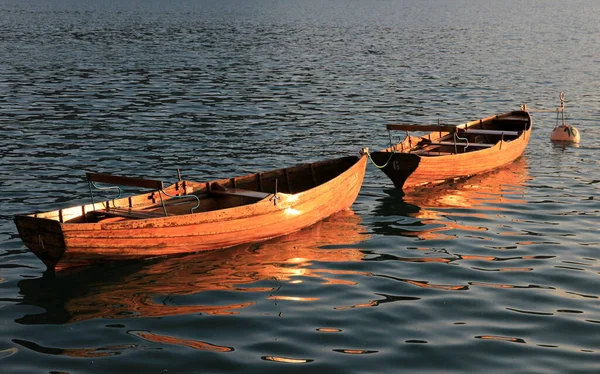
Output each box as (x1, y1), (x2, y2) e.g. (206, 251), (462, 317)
(1, 0), (599, 373)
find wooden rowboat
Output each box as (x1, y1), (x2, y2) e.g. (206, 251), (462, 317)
(14, 153), (367, 272)
(369, 110), (532, 190)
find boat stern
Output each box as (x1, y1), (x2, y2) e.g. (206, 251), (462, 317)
(13, 215), (66, 271)
(370, 152), (421, 190)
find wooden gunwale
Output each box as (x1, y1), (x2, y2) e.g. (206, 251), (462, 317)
(66, 183), (360, 239)
(60, 162), (364, 256)
(63, 160), (364, 237)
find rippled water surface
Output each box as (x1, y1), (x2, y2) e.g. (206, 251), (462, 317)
(1, 0), (600, 373)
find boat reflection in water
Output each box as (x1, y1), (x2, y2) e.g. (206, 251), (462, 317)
(16, 210), (369, 325)
(361, 157), (538, 293)
(372, 157), (530, 240)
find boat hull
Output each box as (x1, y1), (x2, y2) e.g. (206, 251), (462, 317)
(15, 155), (367, 271)
(370, 110), (532, 190)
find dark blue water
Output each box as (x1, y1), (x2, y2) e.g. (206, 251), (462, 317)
(1, 0), (599, 373)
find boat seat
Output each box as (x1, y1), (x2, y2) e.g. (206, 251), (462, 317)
(459, 129), (521, 136)
(86, 172), (171, 218)
(210, 187), (271, 200)
(88, 207), (165, 220)
(86, 171), (203, 218)
(427, 141), (496, 148)
(415, 151), (455, 156)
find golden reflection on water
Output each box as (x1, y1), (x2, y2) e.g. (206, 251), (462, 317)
(0, 347), (18, 360)
(408, 157), (529, 206)
(267, 296), (320, 302)
(261, 356), (314, 364)
(399, 157), (530, 240)
(129, 331), (234, 352)
(476, 335), (526, 344)
(333, 349), (378, 354)
(334, 301), (379, 310)
(402, 279), (466, 291)
(18, 210), (370, 324)
(316, 328), (342, 333)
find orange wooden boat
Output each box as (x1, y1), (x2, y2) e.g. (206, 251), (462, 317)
(369, 110), (532, 190)
(14, 153), (367, 272)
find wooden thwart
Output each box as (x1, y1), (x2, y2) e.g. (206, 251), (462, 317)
(414, 151), (455, 156)
(457, 129), (521, 136)
(89, 207), (165, 220)
(427, 141), (496, 148)
(210, 187), (270, 200)
(87, 172), (168, 218)
(386, 124), (521, 137)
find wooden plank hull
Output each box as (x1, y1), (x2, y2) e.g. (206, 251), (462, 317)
(370, 110), (532, 190)
(15, 155), (367, 271)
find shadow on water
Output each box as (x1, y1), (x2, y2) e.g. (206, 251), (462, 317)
(370, 157), (531, 239)
(15, 210), (370, 325)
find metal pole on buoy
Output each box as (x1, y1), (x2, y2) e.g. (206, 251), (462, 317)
(550, 92), (580, 143)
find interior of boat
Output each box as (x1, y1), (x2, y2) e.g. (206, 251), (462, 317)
(31, 156), (360, 224)
(413, 114), (530, 156)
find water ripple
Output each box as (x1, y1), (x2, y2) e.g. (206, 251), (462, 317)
(2, 1), (600, 373)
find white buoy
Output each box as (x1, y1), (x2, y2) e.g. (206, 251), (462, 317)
(549, 92), (581, 144)
(551, 124), (580, 143)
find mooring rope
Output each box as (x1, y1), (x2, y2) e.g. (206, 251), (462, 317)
(364, 148), (396, 169)
(362, 129), (399, 169)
